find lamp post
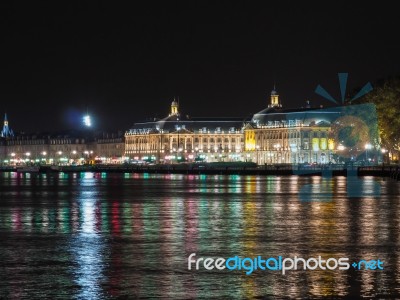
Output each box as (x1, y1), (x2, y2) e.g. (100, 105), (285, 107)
(177, 147), (183, 163)
(71, 150), (77, 165)
(10, 152), (16, 165)
(84, 150), (89, 164)
(41, 151), (47, 164)
(177, 126), (180, 159)
(273, 143), (281, 164)
(365, 143), (372, 164)
(194, 147), (199, 162)
(255, 145), (260, 165)
(381, 148), (387, 165)
(25, 152), (31, 165)
(57, 151), (63, 165)
(337, 144), (345, 165)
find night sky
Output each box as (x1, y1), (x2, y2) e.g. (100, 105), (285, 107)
(1, 2), (399, 132)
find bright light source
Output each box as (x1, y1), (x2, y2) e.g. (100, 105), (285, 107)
(83, 115), (92, 127)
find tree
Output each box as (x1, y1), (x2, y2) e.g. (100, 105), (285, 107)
(356, 77), (400, 160)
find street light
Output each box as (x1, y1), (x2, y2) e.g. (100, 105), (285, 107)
(25, 152), (31, 164)
(194, 147), (199, 161)
(256, 145), (260, 164)
(337, 144), (346, 164)
(365, 143), (372, 163)
(41, 151), (47, 164)
(70, 150), (77, 165)
(381, 148), (387, 165)
(273, 143), (281, 164)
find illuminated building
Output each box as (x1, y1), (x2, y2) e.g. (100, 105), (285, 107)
(95, 132), (125, 163)
(0, 113), (14, 138)
(244, 89), (341, 164)
(0, 91), (380, 166)
(125, 99), (245, 163)
(0, 127), (124, 165)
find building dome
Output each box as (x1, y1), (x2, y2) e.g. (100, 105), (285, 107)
(251, 106), (341, 127)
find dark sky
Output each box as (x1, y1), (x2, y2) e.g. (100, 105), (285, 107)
(1, 2), (399, 132)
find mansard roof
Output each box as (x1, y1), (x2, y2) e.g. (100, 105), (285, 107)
(128, 117), (246, 134)
(251, 106), (343, 127)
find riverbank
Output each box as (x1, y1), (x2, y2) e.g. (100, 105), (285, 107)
(1, 163), (399, 178)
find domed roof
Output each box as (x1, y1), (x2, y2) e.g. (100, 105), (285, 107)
(171, 99), (178, 106)
(271, 89), (278, 95)
(251, 106), (342, 127)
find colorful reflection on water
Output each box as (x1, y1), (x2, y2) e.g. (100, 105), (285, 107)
(0, 172), (399, 298)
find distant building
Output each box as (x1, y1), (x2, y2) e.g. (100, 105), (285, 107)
(1, 130), (95, 165)
(0, 124), (125, 165)
(0, 113), (14, 138)
(0, 89), (377, 166)
(96, 132), (125, 163)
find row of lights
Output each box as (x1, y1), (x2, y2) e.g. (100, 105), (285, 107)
(9, 150), (94, 157)
(337, 143), (387, 153)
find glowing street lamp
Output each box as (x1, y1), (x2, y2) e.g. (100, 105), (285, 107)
(365, 143), (372, 162)
(25, 152), (31, 164)
(381, 148), (388, 165)
(256, 145), (260, 164)
(337, 145), (345, 151)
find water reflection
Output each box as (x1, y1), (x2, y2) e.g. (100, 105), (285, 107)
(0, 172), (399, 298)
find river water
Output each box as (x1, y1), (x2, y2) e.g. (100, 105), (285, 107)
(0, 172), (399, 299)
